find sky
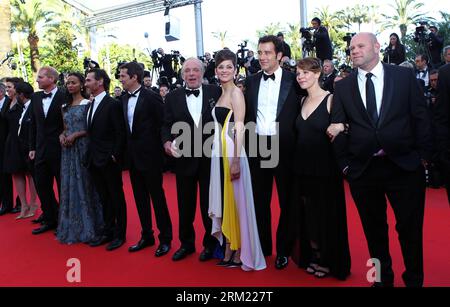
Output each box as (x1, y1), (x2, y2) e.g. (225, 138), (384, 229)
(76, 0), (450, 60)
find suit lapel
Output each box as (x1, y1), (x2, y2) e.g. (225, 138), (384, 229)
(91, 95), (107, 127)
(122, 95), (131, 134)
(45, 89), (61, 121)
(251, 72), (263, 119)
(36, 94), (45, 119)
(378, 64), (394, 127)
(179, 89), (195, 125)
(131, 92), (145, 133)
(350, 73), (375, 127)
(277, 70), (293, 118)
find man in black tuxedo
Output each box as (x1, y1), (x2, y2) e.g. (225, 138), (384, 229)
(0, 83), (14, 215)
(162, 57), (221, 262)
(321, 59), (337, 93)
(415, 54), (431, 90)
(29, 66), (65, 234)
(244, 35), (301, 269)
(84, 69), (127, 251)
(311, 17), (333, 62)
(434, 63), (450, 203)
(119, 62), (173, 257)
(329, 33), (432, 287)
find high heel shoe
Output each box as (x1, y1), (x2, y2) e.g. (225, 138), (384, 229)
(217, 250), (236, 267)
(24, 203), (38, 219)
(16, 204), (30, 220)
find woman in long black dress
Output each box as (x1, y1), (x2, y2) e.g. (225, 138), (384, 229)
(4, 77), (38, 219)
(290, 58), (351, 280)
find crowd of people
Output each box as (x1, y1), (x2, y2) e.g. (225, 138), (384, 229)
(1, 17), (449, 287)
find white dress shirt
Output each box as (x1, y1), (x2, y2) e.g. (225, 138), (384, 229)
(256, 66), (283, 136)
(416, 66), (429, 87)
(357, 61), (385, 116)
(17, 100), (31, 136)
(186, 87), (203, 127)
(127, 87), (141, 132)
(42, 87), (58, 118)
(87, 91), (107, 125)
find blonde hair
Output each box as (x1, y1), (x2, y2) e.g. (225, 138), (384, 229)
(40, 66), (60, 84)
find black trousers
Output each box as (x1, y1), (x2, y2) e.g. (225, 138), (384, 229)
(0, 171), (13, 210)
(249, 135), (293, 257)
(129, 165), (172, 244)
(90, 161), (127, 240)
(34, 159), (61, 225)
(175, 164), (216, 251)
(349, 157), (425, 287)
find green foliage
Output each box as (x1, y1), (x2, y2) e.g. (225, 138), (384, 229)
(40, 22), (83, 73)
(98, 42), (153, 87)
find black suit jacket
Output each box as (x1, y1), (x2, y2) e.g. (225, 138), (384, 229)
(161, 84), (222, 176)
(85, 95), (126, 168)
(0, 97), (11, 171)
(434, 63), (450, 169)
(314, 26), (333, 61)
(29, 89), (65, 165)
(331, 63), (432, 179)
(18, 101), (33, 161)
(244, 69), (301, 170)
(122, 88), (164, 172)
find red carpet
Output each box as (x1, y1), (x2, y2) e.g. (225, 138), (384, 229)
(0, 172), (449, 287)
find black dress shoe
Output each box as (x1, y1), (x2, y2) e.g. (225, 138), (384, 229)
(155, 243), (171, 257)
(275, 255), (289, 270)
(11, 205), (21, 214)
(0, 207), (12, 216)
(128, 238), (155, 253)
(32, 223), (57, 235)
(106, 238), (126, 251)
(172, 247), (195, 261)
(32, 214), (44, 224)
(89, 236), (113, 247)
(199, 248), (214, 262)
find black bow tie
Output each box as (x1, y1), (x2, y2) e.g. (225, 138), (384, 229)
(42, 92), (52, 99)
(186, 89), (200, 97)
(263, 73), (275, 81)
(127, 87), (141, 98)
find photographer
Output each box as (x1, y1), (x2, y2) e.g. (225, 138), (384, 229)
(243, 50), (261, 76)
(277, 32), (292, 61)
(311, 17), (333, 62)
(202, 52), (216, 84)
(154, 48), (175, 82)
(428, 26), (444, 68)
(383, 33), (406, 65)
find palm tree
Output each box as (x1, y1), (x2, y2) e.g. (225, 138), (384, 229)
(212, 31), (228, 48)
(335, 9), (353, 32)
(350, 5), (370, 32)
(0, 0), (13, 77)
(256, 22), (283, 38)
(285, 23), (301, 60)
(10, 0), (60, 74)
(367, 4), (382, 34)
(382, 0), (434, 41)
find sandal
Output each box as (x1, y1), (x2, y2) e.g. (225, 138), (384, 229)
(306, 263), (319, 274)
(314, 266), (330, 278)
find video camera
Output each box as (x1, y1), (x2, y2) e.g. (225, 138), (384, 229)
(83, 57), (100, 73)
(414, 22), (431, 44)
(300, 27), (315, 53)
(282, 58), (297, 73)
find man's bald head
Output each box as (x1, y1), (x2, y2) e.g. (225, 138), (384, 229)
(350, 32), (381, 71)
